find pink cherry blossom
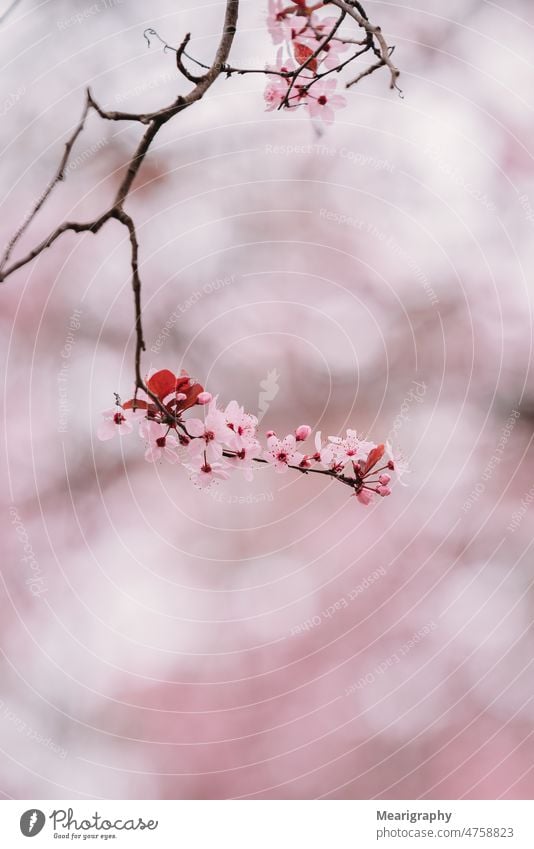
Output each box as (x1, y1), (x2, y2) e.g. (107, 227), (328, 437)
(99, 370), (396, 507)
(224, 400), (258, 449)
(328, 429), (377, 467)
(224, 441), (262, 482)
(139, 419), (179, 464)
(185, 399), (228, 462)
(263, 433), (304, 473)
(267, 2), (307, 45)
(304, 78), (347, 125)
(97, 406), (144, 441)
(264, 77), (290, 111)
(186, 453), (231, 489)
(299, 16), (352, 70)
(313, 431), (344, 471)
(264, 48), (297, 111)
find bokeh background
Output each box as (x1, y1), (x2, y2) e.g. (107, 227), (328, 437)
(1, 0), (533, 799)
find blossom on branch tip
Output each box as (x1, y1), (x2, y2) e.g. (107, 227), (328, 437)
(99, 369), (397, 507)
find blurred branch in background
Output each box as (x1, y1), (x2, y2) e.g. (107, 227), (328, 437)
(0, 0), (22, 25)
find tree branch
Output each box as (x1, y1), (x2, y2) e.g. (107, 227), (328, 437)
(326, 0), (400, 90)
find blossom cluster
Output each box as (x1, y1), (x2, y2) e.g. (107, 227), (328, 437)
(97, 369), (402, 506)
(264, 0), (351, 123)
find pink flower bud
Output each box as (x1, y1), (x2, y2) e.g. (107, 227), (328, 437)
(196, 392), (212, 405)
(356, 490), (372, 506)
(387, 460), (395, 470)
(378, 473), (391, 485)
(295, 424), (312, 442)
(377, 486), (391, 497)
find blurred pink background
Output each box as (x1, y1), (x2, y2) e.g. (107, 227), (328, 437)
(1, 0), (533, 799)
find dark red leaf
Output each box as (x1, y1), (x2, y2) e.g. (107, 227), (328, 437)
(293, 42), (318, 74)
(175, 376), (191, 394)
(147, 369), (177, 400)
(123, 398), (149, 410)
(176, 382), (204, 412)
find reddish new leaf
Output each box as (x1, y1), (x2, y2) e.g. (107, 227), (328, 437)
(363, 443), (385, 475)
(293, 42), (318, 74)
(123, 399), (149, 410)
(147, 369), (177, 400)
(177, 382), (204, 412)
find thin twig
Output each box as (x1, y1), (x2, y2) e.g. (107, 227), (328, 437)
(280, 10), (346, 108)
(0, 0), (22, 24)
(327, 0), (400, 90)
(0, 92), (92, 274)
(221, 450), (358, 490)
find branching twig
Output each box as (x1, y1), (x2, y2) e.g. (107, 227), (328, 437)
(0, 0), (397, 426)
(326, 0), (400, 90)
(280, 10), (346, 108)
(0, 92), (93, 273)
(0, 0), (239, 404)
